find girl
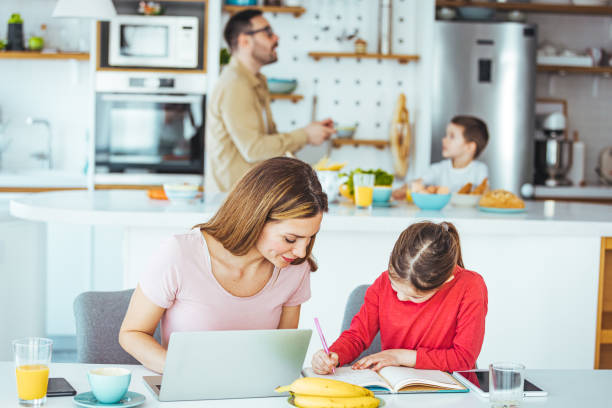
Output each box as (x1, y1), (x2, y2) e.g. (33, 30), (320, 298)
(312, 221), (487, 373)
(120, 157), (328, 373)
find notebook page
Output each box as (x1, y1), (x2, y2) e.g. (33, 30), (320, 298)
(378, 367), (462, 391)
(302, 367), (390, 390)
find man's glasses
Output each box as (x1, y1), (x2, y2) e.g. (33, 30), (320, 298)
(245, 26), (275, 38)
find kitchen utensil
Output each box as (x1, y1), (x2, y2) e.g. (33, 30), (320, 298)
(267, 78), (297, 94)
(377, 0), (392, 55)
(411, 192), (451, 211)
(567, 131), (585, 186)
(596, 146), (612, 185)
(390, 93), (411, 178)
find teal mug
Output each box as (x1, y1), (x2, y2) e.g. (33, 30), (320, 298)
(88, 367), (131, 404)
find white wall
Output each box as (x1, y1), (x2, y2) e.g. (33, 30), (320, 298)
(214, 0), (435, 182)
(0, 0), (90, 173)
(529, 13), (612, 185)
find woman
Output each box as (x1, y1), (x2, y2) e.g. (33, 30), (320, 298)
(119, 157), (328, 373)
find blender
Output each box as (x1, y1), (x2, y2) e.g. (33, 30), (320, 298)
(534, 112), (573, 186)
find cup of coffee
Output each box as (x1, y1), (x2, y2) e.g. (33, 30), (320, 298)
(87, 367), (131, 404)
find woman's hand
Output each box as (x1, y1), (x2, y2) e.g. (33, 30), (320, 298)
(352, 349), (416, 371)
(312, 349), (339, 374)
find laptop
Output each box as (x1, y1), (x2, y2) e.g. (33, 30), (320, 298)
(143, 329), (312, 401)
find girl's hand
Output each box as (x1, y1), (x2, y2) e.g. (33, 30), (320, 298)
(352, 349), (416, 371)
(391, 185), (407, 200)
(312, 349), (339, 375)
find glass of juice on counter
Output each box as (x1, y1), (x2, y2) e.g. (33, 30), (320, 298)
(353, 173), (375, 210)
(13, 337), (53, 406)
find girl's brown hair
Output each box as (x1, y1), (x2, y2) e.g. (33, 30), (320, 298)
(194, 157), (328, 270)
(389, 221), (464, 292)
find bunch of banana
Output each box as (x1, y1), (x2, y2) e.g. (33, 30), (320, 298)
(275, 377), (379, 408)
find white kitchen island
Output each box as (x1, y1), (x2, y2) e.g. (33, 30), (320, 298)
(10, 191), (612, 370)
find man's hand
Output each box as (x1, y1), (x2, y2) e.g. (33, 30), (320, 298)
(351, 349), (416, 372)
(304, 119), (335, 145)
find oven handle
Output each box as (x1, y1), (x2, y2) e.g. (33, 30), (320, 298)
(100, 94), (203, 104)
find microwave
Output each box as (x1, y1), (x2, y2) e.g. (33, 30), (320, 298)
(109, 15), (199, 69)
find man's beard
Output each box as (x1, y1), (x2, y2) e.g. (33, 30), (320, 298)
(252, 43), (278, 65)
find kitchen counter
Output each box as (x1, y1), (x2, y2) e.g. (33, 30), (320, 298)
(8, 190), (612, 235)
(8, 191), (612, 370)
(534, 185), (612, 200)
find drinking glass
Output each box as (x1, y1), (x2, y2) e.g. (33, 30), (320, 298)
(353, 173), (374, 209)
(489, 362), (525, 408)
(13, 338), (53, 406)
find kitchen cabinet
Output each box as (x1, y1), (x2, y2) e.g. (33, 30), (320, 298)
(595, 237), (612, 369)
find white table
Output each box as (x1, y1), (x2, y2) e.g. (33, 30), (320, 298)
(0, 362), (610, 407)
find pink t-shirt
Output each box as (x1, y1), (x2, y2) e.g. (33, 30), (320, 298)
(139, 230), (311, 347)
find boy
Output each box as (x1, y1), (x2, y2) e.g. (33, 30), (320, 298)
(392, 115), (489, 199)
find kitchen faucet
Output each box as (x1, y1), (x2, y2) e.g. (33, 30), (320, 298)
(26, 117), (53, 170)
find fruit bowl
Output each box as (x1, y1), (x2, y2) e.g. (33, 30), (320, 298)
(411, 192), (451, 211)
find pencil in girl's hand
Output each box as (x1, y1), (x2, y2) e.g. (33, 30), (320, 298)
(314, 317), (335, 375)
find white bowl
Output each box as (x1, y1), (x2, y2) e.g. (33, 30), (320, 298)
(163, 183), (200, 201)
(451, 193), (482, 207)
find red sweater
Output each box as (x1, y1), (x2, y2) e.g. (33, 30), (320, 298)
(329, 266), (488, 372)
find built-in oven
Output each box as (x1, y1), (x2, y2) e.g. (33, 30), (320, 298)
(108, 15), (199, 69)
(95, 72), (206, 175)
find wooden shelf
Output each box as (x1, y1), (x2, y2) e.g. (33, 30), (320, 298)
(309, 52), (419, 64)
(269, 93), (303, 103)
(537, 65), (612, 75)
(223, 5), (306, 17)
(332, 139), (389, 149)
(0, 51), (89, 60)
(436, 1), (612, 15)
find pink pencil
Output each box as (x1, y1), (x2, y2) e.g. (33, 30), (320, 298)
(314, 317), (336, 375)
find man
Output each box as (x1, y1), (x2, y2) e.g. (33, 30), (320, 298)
(206, 9), (335, 193)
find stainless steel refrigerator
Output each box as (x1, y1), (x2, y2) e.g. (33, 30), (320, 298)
(431, 21), (537, 194)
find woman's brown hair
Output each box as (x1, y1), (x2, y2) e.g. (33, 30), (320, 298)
(389, 221), (464, 292)
(194, 157), (328, 270)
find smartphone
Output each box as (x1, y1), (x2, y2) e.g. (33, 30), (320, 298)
(47, 377), (77, 397)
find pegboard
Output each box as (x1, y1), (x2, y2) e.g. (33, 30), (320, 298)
(218, 0), (434, 180)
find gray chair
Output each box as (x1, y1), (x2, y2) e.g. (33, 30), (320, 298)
(73, 289), (161, 364)
(341, 284), (382, 364)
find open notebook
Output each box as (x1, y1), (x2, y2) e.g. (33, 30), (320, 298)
(302, 366), (468, 394)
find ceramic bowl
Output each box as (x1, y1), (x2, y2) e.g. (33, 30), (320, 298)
(335, 125), (357, 139)
(450, 193), (482, 207)
(373, 186), (392, 203)
(267, 78), (298, 94)
(163, 183), (200, 202)
(225, 0), (256, 5)
(411, 192), (451, 211)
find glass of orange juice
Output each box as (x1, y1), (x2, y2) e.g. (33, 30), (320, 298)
(353, 173), (375, 210)
(13, 338), (53, 406)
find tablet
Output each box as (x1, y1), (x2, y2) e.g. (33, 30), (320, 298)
(453, 370), (548, 397)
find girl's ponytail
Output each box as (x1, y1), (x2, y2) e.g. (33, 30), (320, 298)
(440, 221), (464, 268)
